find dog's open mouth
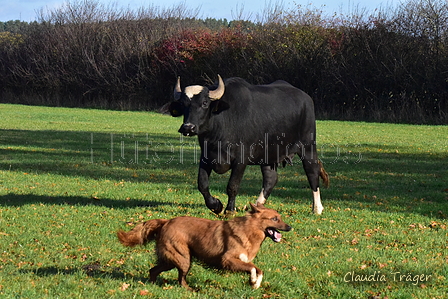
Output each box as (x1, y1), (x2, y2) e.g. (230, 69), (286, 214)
(265, 228), (282, 242)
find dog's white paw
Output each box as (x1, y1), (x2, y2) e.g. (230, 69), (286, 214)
(250, 268), (263, 289)
(253, 274), (263, 289)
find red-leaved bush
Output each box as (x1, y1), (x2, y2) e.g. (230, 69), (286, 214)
(0, 0), (446, 123)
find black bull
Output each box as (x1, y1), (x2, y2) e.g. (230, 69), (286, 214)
(169, 75), (329, 215)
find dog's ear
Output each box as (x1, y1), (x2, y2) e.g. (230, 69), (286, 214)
(256, 202), (266, 209)
(249, 202), (262, 213)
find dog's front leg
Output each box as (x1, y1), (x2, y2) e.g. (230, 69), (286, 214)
(249, 266), (263, 289)
(222, 258), (263, 289)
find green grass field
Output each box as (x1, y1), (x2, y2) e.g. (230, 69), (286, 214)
(0, 103), (447, 298)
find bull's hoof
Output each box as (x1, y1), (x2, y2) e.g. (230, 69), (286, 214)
(313, 205), (324, 215)
(205, 198), (223, 214)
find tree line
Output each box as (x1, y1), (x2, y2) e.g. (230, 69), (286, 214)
(0, 0), (446, 124)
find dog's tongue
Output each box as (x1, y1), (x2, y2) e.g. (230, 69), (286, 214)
(273, 230), (282, 242)
(268, 228), (282, 242)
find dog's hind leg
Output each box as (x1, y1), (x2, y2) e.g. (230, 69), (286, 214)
(172, 255), (192, 290)
(176, 264), (191, 290)
(222, 258), (263, 289)
(157, 241), (193, 289)
(150, 259), (193, 290)
(149, 262), (175, 283)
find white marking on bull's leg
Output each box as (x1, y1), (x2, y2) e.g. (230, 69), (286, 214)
(313, 187), (324, 215)
(239, 253), (249, 263)
(256, 188), (266, 205)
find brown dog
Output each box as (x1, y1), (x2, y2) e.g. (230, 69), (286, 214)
(117, 203), (291, 290)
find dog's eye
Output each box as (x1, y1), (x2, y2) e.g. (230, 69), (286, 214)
(271, 217), (278, 222)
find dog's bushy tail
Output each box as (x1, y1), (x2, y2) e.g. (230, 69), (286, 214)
(319, 160), (330, 188)
(117, 218), (168, 247)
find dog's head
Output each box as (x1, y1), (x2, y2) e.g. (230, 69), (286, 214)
(249, 203), (292, 242)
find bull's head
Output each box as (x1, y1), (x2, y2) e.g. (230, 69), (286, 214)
(170, 75), (226, 136)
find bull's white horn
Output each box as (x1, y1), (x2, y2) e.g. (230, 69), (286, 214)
(209, 75), (225, 101)
(173, 76), (182, 100)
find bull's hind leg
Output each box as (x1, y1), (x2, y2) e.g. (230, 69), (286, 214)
(225, 164), (247, 214)
(301, 159), (323, 214)
(298, 141), (324, 215)
(312, 187), (323, 215)
(256, 164), (278, 205)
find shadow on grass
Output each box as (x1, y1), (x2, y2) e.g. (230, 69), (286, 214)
(0, 129), (198, 183)
(0, 193), (202, 210)
(1, 129), (447, 216)
(20, 264), (149, 284)
(22, 262), (233, 291)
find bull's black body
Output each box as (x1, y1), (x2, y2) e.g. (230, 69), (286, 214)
(170, 76), (328, 214)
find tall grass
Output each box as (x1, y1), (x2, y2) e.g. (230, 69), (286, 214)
(0, 104), (447, 298)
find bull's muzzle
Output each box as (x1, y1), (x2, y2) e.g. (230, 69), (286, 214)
(178, 123), (197, 136)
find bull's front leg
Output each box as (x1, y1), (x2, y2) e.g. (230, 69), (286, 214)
(225, 164), (247, 214)
(198, 160), (223, 214)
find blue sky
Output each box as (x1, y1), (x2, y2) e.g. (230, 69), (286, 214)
(1, 0), (396, 22)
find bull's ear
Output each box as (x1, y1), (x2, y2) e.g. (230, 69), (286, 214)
(169, 102), (184, 117)
(211, 100), (230, 114)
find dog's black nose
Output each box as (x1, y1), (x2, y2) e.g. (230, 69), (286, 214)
(283, 225), (292, 231)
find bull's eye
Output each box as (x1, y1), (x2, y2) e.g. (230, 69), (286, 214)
(202, 100), (209, 108)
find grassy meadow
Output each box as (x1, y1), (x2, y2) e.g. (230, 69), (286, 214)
(0, 103), (447, 298)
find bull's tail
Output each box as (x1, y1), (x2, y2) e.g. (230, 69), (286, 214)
(319, 160), (330, 188)
(117, 218), (168, 247)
